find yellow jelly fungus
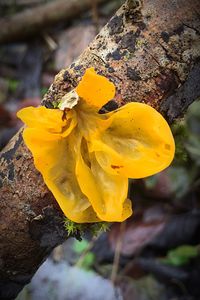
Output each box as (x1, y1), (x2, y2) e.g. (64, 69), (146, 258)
(17, 67), (175, 223)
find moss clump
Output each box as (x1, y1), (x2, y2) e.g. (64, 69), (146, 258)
(64, 217), (110, 240)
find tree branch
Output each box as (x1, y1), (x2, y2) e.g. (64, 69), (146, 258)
(0, 0), (200, 299)
(0, 0), (108, 44)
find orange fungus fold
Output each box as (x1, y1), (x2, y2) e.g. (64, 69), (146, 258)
(17, 67), (175, 223)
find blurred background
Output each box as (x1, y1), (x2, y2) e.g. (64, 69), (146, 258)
(1, 1), (200, 300)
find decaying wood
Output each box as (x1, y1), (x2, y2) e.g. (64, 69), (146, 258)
(0, 0), (200, 299)
(0, 0), (108, 44)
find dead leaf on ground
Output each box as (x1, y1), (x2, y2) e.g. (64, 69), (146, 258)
(109, 215), (167, 256)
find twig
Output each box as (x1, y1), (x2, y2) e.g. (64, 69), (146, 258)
(0, 0), (108, 44)
(111, 221), (126, 284)
(43, 33), (58, 51)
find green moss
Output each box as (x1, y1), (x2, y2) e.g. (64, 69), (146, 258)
(64, 218), (84, 238)
(64, 217), (110, 240)
(91, 222), (110, 237)
(52, 101), (60, 108)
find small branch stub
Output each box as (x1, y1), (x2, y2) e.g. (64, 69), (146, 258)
(58, 90), (79, 110)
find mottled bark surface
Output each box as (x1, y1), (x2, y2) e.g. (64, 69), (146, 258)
(0, 0), (200, 299)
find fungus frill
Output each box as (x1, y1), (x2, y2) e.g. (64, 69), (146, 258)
(17, 68), (175, 223)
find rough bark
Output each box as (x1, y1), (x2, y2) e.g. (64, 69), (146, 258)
(0, 0), (108, 44)
(0, 0), (200, 299)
